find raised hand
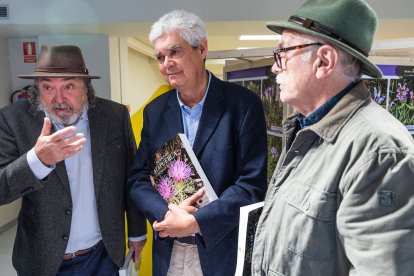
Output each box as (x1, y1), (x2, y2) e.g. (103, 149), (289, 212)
(34, 117), (87, 166)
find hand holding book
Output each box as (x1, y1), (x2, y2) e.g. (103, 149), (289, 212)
(178, 188), (205, 214)
(153, 200), (201, 238)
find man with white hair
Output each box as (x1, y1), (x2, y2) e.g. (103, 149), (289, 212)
(253, 0), (414, 275)
(129, 9), (268, 276)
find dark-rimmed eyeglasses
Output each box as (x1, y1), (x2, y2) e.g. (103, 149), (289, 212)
(273, 43), (323, 69)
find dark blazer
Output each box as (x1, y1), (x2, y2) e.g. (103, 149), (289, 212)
(0, 97), (147, 276)
(129, 73), (268, 276)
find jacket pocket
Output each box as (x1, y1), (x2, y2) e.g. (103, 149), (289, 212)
(280, 180), (337, 260)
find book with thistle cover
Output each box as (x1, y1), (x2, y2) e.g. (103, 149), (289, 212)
(149, 133), (218, 208)
(235, 201), (264, 276)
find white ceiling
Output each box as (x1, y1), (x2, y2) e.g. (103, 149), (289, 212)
(1, 0), (414, 58)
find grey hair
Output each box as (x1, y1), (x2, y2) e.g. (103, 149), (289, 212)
(293, 32), (361, 81)
(149, 10), (207, 47)
(29, 78), (96, 107)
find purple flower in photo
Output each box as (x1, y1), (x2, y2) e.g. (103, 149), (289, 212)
(157, 177), (175, 200)
(410, 91), (414, 104)
(396, 82), (409, 102)
(168, 160), (192, 182)
(270, 147), (279, 160)
(264, 86), (275, 98)
(373, 87), (385, 105)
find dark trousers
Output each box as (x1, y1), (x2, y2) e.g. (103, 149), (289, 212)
(57, 241), (118, 276)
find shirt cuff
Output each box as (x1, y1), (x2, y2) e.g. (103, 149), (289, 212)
(128, 234), (147, 242)
(27, 148), (55, 180)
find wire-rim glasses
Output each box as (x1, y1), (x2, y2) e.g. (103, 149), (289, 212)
(273, 43), (323, 69)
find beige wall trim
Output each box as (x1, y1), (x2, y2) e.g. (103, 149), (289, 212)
(0, 218), (17, 236)
(127, 38), (155, 60)
(208, 47), (274, 60)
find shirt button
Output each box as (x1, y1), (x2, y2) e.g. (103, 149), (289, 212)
(62, 235), (69, 240)
(65, 210), (71, 215)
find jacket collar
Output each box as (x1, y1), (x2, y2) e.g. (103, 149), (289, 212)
(87, 100), (108, 196)
(161, 72), (225, 156)
(192, 73), (225, 156)
(283, 81), (371, 143)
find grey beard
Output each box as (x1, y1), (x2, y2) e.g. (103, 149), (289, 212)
(37, 102), (84, 126)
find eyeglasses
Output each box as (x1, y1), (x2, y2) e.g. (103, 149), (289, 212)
(273, 43), (323, 69)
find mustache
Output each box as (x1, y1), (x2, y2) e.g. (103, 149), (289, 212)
(276, 74), (284, 85)
(51, 102), (73, 111)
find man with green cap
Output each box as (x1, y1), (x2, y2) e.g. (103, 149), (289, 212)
(252, 0), (414, 275)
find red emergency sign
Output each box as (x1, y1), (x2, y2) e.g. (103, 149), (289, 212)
(23, 42), (36, 63)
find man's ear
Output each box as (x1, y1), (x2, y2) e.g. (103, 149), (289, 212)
(315, 45), (338, 79)
(199, 38), (208, 59)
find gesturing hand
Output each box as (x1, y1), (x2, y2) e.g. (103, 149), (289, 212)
(34, 117), (87, 166)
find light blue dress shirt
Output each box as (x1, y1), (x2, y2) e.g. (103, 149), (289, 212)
(27, 109), (147, 249)
(28, 109), (102, 252)
(177, 72), (211, 147)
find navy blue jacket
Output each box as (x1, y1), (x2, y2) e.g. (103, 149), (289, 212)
(129, 73), (268, 276)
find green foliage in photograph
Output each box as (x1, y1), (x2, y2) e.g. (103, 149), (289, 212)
(389, 79), (414, 125)
(363, 79), (387, 109)
(267, 134), (282, 183)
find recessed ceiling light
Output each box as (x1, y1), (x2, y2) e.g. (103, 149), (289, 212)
(236, 47), (259, 50)
(239, 35), (281, 41)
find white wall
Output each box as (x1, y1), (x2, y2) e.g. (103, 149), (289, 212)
(0, 38), (11, 108)
(127, 48), (166, 114)
(8, 37), (39, 92)
(0, 37), (20, 228)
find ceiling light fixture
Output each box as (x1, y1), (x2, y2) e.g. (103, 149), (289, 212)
(239, 35), (281, 41)
(236, 47), (259, 50)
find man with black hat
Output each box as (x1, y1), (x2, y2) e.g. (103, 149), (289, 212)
(0, 45), (147, 275)
(252, 0), (414, 275)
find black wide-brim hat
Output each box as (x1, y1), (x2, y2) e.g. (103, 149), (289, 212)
(266, 0), (383, 78)
(18, 45), (100, 79)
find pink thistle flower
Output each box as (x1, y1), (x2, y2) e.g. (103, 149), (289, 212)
(168, 160), (192, 182)
(157, 177), (174, 200)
